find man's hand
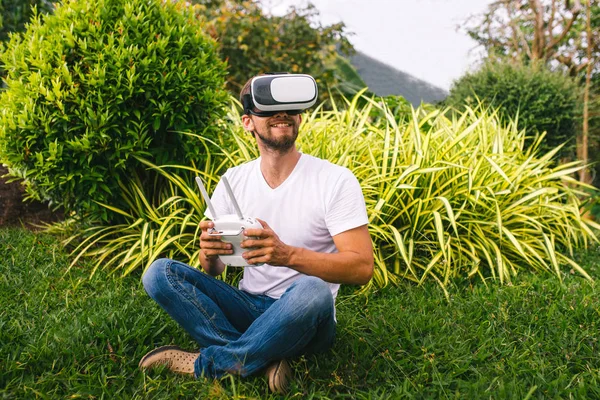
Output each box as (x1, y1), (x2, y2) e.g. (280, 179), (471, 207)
(241, 218), (292, 266)
(199, 221), (234, 259)
(199, 220), (231, 275)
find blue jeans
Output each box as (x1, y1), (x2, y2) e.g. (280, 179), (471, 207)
(142, 258), (336, 378)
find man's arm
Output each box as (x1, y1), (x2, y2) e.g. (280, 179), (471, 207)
(241, 220), (374, 285)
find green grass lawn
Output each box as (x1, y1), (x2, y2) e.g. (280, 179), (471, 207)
(1, 227), (600, 399)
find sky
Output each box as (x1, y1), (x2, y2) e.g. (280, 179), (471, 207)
(264, 0), (496, 91)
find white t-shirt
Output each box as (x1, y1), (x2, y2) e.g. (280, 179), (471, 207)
(205, 153), (369, 300)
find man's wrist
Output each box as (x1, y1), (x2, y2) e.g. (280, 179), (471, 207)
(201, 254), (225, 276)
(286, 245), (300, 267)
(200, 249), (216, 262)
(205, 254), (219, 262)
(200, 250), (219, 266)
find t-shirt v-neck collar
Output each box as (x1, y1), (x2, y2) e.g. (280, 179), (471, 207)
(255, 153), (305, 192)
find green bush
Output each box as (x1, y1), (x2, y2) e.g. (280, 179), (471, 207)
(0, 0), (228, 221)
(368, 94), (414, 125)
(445, 60), (582, 160)
(54, 96), (598, 292)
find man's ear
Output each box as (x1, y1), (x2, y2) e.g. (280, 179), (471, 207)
(242, 114), (254, 132)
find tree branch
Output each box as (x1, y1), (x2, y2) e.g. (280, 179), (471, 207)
(508, 1), (533, 59)
(529, 0), (546, 58)
(548, 0), (557, 37)
(547, 0), (581, 50)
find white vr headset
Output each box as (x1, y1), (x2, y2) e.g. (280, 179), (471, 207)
(242, 73), (318, 117)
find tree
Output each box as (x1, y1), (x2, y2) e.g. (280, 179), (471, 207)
(465, 0), (600, 182)
(189, 0), (362, 103)
(581, 0), (597, 183)
(466, 1), (590, 69)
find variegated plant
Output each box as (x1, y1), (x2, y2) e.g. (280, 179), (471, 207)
(54, 95), (599, 293)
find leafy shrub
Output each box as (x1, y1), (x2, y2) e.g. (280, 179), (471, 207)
(368, 94), (414, 125)
(445, 60), (582, 160)
(55, 97), (598, 293)
(0, 0), (228, 221)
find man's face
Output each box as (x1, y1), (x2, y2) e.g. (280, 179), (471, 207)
(242, 112), (302, 152)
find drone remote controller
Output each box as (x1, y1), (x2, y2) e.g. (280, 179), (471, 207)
(196, 176), (263, 267)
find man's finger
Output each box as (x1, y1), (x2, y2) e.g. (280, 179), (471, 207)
(240, 238), (266, 248)
(202, 242), (233, 252)
(202, 241), (232, 250)
(242, 248), (264, 260)
(199, 220), (214, 230)
(246, 253), (271, 265)
(243, 228), (267, 238)
(200, 233), (223, 241)
(203, 248), (233, 257)
(256, 218), (270, 229)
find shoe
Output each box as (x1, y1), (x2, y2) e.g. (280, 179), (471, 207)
(138, 345), (199, 376)
(265, 359), (292, 394)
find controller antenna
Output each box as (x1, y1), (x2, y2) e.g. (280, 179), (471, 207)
(195, 176), (218, 219)
(222, 176), (244, 220)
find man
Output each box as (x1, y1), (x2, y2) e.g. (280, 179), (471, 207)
(139, 73), (374, 394)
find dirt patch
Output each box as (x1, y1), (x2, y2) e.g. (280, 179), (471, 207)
(0, 166), (63, 229)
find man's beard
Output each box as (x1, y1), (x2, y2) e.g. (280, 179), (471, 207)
(253, 124), (299, 152)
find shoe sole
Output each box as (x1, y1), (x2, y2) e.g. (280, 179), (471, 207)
(138, 345), (183, 369)
(268, 359), (292, 394)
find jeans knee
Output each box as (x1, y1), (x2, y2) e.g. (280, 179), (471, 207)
(142, 258), (171, 297)
(289, 276), (333, 316)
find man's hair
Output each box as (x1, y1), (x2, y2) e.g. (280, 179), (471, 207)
(239, 76), (256, 104)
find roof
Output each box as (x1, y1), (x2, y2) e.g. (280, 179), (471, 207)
(349, 51), (448, 107)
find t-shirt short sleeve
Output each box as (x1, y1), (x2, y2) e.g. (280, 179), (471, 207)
(325, 168), (369, 237)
